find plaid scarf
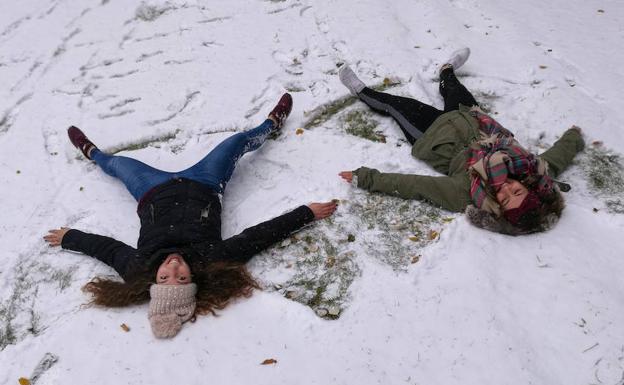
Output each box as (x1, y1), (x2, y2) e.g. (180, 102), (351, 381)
(466, 110), (552, 216)
(470, 110), (514, 137)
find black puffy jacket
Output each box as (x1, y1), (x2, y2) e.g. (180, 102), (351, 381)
(62, 178), (315, 280)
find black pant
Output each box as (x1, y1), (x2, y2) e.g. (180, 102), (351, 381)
(357, 68), (479, 144)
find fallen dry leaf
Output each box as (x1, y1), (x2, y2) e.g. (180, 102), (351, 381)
(261, 358), (278, 365)
(597, 9), (605, 13)
(428, 230), (439, 240)
(408, 235), (419, 242)
(295, 128), (304, 135)
(120, 323), (130, 332)
(326, 255), (336, 268)
(539, 65), (548, 69)
(18, 378), (31, 385)
(411, 255), (421, 264)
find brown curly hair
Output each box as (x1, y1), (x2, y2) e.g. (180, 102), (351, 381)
(513, 188), (565, 233)
(466, 177), (567, 235)
(82, 262), (259, 316)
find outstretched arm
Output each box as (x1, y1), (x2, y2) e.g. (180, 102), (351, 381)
(189, 202), (336, 264)
(539, 126), (585, 178)
(45, 228), (137, 278)
(341, 167), (470, 212)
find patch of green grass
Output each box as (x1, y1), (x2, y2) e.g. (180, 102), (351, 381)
(0, 112), (10, 133)
(285, 82), (306, 93)
(586, 148), (624, 193)
(342, 110), (386, 143)
(36, 263), (77, 291)
(302, 79), (401, 129)
(308, 285), (326, 307)
(50, 268), (76, 291)
(606, 199), (624, 214)
(281, 246), (359, 319)
(0, 319), (17, 351)
(135, 4), (168, 22)
(303, 95), (358, 129)
(322, 238), (338, 258)
(252, 217), (361, 320)
(0, 262), (35, 350)
(1, 255), (82, 350)
(252, 189), (450, 319)
(169, 143), (186, 154)
(27, 308), (42, 336)
(580, 146), (624, 214)
(351, 193), (445, 270)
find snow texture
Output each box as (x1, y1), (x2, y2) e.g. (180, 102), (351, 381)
(1, 0), (624, 384)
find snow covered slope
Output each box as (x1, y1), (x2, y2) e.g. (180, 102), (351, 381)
(1, 0), (623, 384)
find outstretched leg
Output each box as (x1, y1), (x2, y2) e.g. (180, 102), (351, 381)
(178, 93), (293, 193)
(358, 88), (444, 144)
(68, 94), (292, 199)
(91, 150), (173, 200)
(68, 126), (172, 201)
(178, 119), (274, 193)
(439, 67), (479, 111)
(339, 66), (443, 145)
(438, 48), (479, 111)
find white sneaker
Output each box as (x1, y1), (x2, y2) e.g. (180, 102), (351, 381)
(339, 65), (366, 95)
(442, 47), (471, 72)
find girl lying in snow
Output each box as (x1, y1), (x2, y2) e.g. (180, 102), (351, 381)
(44, 94), (337, 338)
(338, 48), (584, 235)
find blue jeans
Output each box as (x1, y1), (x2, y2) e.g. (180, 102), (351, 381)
(91, 119), (274, 200)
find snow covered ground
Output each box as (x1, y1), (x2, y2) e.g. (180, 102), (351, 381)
(1, 0), (623, 384)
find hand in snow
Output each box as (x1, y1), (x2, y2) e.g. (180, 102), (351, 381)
(339, 171), (353, 183)
(308, 201), (338, 220)
(44, 227), (70, 247)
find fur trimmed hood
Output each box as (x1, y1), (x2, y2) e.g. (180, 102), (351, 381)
(465, 204), (561, 236)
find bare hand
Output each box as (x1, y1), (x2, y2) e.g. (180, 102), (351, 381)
(44, 227), (70, 247)
(308, 201), (338, 220)
(339, 171), (353, 183)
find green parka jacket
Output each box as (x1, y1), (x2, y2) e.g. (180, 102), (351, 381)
(355, 109), (585, 212)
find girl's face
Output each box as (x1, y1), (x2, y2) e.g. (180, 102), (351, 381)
(156, 254), (192, 285)
(496, 179), (529, 210)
